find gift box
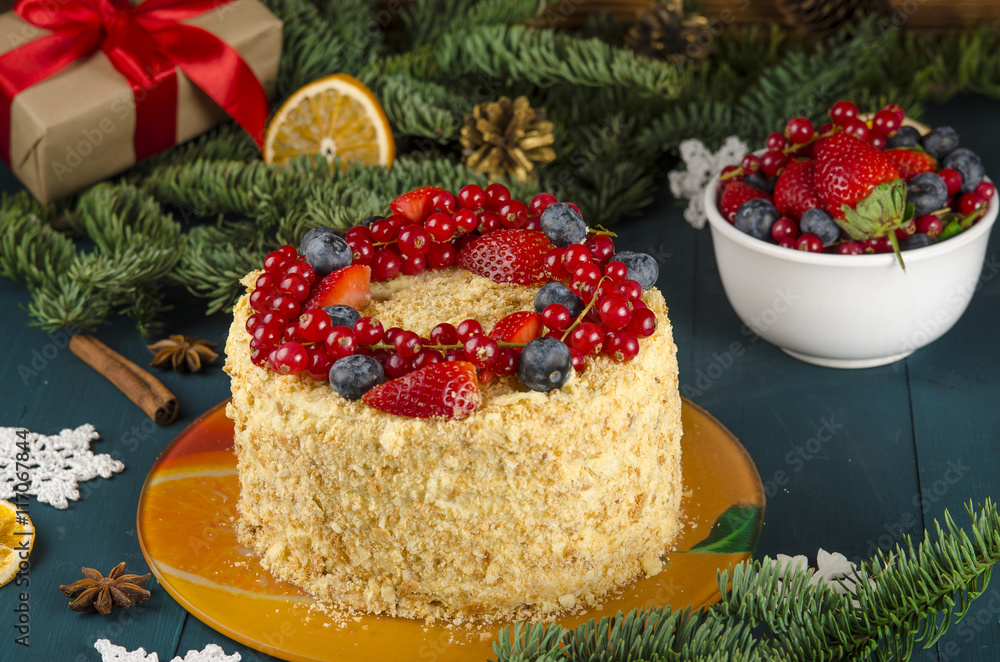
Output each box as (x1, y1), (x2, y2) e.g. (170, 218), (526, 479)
(0, 0), (282, 203)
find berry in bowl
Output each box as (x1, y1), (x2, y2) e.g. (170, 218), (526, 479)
(703, 101), (998, 368)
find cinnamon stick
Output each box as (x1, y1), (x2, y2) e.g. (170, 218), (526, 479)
(69, 335), (179, 426)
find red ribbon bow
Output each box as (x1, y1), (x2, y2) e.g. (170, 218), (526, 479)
(0, 0), (268, 166)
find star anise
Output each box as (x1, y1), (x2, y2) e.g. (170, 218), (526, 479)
(59, 562), (152, 614)
(147, 334), (219, 372)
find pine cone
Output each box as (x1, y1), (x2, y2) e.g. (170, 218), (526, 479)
(777, 0), (891, 40)
(460, 96), (556, 184)
(626, 1), (712, 65)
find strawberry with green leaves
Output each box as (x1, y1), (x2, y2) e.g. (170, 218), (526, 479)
(814, 134), (902, 220)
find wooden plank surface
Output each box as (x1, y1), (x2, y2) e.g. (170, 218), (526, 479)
(2, 94), (999, 662)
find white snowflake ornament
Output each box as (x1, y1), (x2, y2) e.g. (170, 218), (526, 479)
(0, 424), (124, 509)
(667, 135), (749, 229)
(94, 640), (242, 662)
(768, 548), (875, 608)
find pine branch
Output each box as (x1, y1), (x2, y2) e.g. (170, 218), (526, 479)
(401, 0), (541, 48)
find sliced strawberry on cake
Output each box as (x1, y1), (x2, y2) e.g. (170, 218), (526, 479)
(773, 159), (822, 221)
(488, 312), (543, 345)
(390, 186), (449, 223)
(303, 264), (372, 310)
(456, 229), (552, 285)
(362, 361), (481, 419)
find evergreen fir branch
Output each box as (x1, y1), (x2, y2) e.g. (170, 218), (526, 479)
(0, 193), (75, 290)
(401, 0), (541, 49)
(639, 100), (736, 155)
(173, 231), (265, 315)
(362, 73), (464, 141)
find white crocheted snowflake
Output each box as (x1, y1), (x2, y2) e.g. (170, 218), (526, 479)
(95, 640), (242, 662)
(667, 135), (749, 229)
(0, 425), (124, 509)
(770, 548), (875, 607)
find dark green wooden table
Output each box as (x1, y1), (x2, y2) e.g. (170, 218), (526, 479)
(2, 95), (999, 662)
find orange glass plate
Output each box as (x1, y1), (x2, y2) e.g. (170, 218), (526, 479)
(137, 398), (764, 662)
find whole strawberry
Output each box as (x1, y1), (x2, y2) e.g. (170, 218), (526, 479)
(814, 134), (901, 219)
(773, 159), (822, 221)
(719, 180), (770, 223)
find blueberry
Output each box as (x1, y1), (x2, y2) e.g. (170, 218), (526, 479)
(534, 282), (584, 317)
(612, 250), (659, 290)
(517, 337), (573, 392)
(744, 172), (776, 195)
(299, 226), (341, 255)
(304, 232), (352, 278)
(329, 355), (385, 400)
(539, 203), (587, 247)
(886, 126), (921, 149)
(921, 126), (960, 160)
(799, 208), (840, 246)
(359, 215), (384, 228)
(906, 172), (949, 217)
(733, 198), (780, 241)
(942, 148), (985, 194)
(900, 233), (935, 251)
(322, 304), (361, 329)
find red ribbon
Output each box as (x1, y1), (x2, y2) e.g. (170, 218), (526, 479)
(0, 0), (269, 166)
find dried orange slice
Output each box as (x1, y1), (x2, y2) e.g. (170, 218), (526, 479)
(264, 73), (395, 168)
(0, 499), (33, 588)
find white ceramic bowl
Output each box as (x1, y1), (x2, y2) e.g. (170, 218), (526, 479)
(703, 178), (998, 368)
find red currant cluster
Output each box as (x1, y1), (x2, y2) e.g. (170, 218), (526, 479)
(344, 184), (563, 281)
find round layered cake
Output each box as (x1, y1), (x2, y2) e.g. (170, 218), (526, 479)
(226, 265), (683, 623)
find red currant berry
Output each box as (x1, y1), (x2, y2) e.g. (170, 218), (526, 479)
(458, 184), (486, 210)
(620, 279), (643, 301)
(818, 122), (833, 134)
(397, 225), (431, 257)
(477, 211), (502, 233)
(870, 134), (887, 150)
(597, 293), (632, 330)
(562, 244), (593, 270)
(796, 233), (823, 252)
(464, 335), (499, 368)
(785, 117), (814, 144)
(255, 272), (279, 290)
(384, 327), (404, 345)
(871, 110), (901, 137)
(306, 345), (335, 381)
(573, 262), (601, 285)
(493, 347), (519, 376)
(249, 286), (276, 312)
(829, 100), (858, 126)
(938, 169), (963, 196)
(882, 103), (905, 123)
(497, 200), (528, 229)
(720, 165), (744, 182)
(270, 341), (308, 375)
(347, 237), (375, 266)
(838, 241), (864, 255)
(584, 235), (615, 264)
(385, 352), (413, 378)
(456, 319), (484, 343)
(604, 260), (628, 282)
(263, 249), (293, 274)
(597, 279), (619, 300)
(529, 192), (558, 217)
(278, 274), (310, 301)
(424, 213), (455, 243)
(544, 248), (570, 280)
(916, 215), (943, 239)
(430, 323), (458, 345)
(354, 317), (384, 345)
(276, 245), (297, 260)
(453, 208), (479, 234)
(430, 190), (455, 215)
(372, 248), (402, 281)
(246, 313), (264, 335)
(271, 293), (300, 319)
(250, 347), (269, 367)
(741, 153), (762, 174)
(569, 323), (604, 355)
(324, 326), (358, 359)
(252, 321), (283, 350)
(401, 254), (427, 275)
(284, 261), (316, 286)
(760, 150), (788, 177)
(298, 309), (332, 343)
(393, 330), (422, 358)
(894, 219), (917, 240)
(605, 331), (639, 362)
(412, 347), (443, 370)
(345, 226), (371, 243)
(484, 183), (511, 210)
(444, 348), (466, 362)
(524, 215), (542, 231)
(959, 193), (987, 217)
(778, 237), (796, 249)
(771, 217), (799, 242)
(627, 307), (657, 337)
(765, 132), (786, 151)
(370, 219), (397, 243)
(542, 304), (572, 331)
(427, 242), (457, 269)
(842, 118), (869, 142)
(975, 181), (996, 200)
(569, 279), (596, 304)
